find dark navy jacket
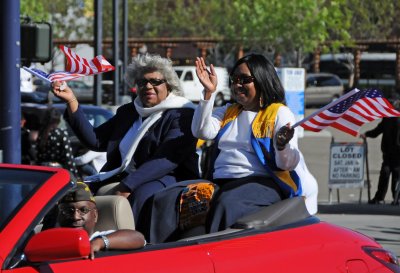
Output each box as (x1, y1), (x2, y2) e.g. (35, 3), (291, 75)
(64, 102), (199, 190)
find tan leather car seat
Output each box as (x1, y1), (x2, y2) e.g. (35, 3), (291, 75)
(96, 182), (119, 195)
(94, 195), (135, 231)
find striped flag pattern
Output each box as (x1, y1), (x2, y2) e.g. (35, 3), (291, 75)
(296, 89), (400, 137)
(47, 71), (87, 82)
(59, 45), (115, 75)
(22, 67), (84, 83)
(22, 45), (115, 83)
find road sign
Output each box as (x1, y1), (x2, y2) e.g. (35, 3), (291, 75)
(277, 68), (305, 137)
(329, 142), (365, 189)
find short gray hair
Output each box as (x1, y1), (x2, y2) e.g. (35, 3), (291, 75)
(125, 54), (183, 96)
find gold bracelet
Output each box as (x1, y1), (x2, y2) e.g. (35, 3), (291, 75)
(66, 97), (77, 104)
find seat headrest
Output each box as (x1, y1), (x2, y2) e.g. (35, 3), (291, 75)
(94, 195), (135, 231)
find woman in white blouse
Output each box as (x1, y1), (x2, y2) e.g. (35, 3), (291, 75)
(192, 54), (318, 233)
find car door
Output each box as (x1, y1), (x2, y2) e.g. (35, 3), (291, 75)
(38, 244), (214, 273)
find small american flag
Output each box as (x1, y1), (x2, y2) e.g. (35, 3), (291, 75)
(294, 89), (400, 136)
(22, 45), (114, 82)
(59, 45), (115, 75)
(22, 67), (84, 83)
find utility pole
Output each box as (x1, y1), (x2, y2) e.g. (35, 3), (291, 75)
(112, 0), (119, 105)
(0, 0), (21, 164)
(94, 0), (103, 106)
(123, 0), (129, 97)
(0, 0), (22, 221)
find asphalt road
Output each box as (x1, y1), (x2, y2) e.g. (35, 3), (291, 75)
(300, 108), (400, 257)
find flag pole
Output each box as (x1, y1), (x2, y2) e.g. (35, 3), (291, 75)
(292, 88), (361, 129)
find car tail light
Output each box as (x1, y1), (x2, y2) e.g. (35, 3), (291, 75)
(363, 246), (400, 272)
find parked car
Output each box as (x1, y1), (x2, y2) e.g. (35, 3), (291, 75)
(33, 78), (51, 93)
(0, 163), (398, 273)
(305, 73), (344, 107)
(21, 91), (62, 104)
(67, 80), (93, 103)
(33, 79), (94, 103)
(21, 103), (114, 156)
(174, 66), (231, 106)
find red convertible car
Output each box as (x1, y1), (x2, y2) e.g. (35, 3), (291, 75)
(0, 163), (399, 273)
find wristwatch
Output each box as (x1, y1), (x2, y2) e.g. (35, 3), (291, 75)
(101, 235), (110, 250)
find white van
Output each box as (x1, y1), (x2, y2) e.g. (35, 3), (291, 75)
(174, 66), (231, 106)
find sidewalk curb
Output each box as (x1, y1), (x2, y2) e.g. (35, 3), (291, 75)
(317, 203), (400, 216)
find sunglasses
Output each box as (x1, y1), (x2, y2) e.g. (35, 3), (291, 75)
(229, 75), (255, 85)
(59, 206), (95, 217)
(136, 78), (167, 88)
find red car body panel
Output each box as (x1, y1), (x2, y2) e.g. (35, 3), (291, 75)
(204, 222), (385, 273)
(45, 246), (215, 273)
(0, 164), (398, 273)
(35, 223), (391, 273)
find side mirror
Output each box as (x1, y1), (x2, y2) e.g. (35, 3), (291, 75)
(24, 228), (90, 262)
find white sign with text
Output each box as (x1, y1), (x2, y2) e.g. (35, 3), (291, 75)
(329, 143), (365, 189)
(276, 68), (305, 138)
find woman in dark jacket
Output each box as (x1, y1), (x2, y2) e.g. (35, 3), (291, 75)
(36, 107), (79, 180)
(51, 54), (199, 226)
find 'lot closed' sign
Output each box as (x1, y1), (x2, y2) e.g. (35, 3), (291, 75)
(329, 143), (365, 189)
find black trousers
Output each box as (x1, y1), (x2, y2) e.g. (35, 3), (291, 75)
(206, 176), (284, 233)
(374, 155), (400, 201)
(141, 176), (284, 243)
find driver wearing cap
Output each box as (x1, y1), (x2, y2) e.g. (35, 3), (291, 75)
(57, 182), (146, 259)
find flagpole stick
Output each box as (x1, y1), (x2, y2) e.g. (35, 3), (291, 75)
(292, 88), (361, 129)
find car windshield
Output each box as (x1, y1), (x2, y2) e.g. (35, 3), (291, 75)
(54, 104), (113, 127)
(54, 104), (114, 137)
(175, 70), (183, 78)
(82, 107), (114, 126)
(0, 167), (53, 229)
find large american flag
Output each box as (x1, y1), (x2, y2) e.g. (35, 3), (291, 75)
(295, 89), (400, 136)
(22, 45), (114, 82)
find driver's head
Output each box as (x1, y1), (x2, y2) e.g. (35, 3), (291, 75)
(57, 182), (98, 236)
